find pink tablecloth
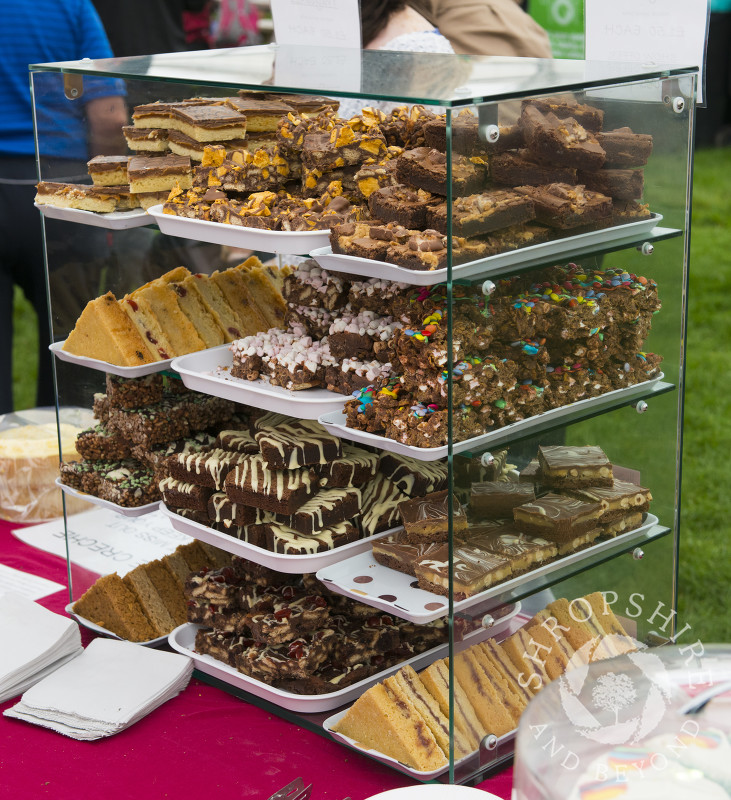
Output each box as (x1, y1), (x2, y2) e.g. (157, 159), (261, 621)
(0, 518), (513, 800)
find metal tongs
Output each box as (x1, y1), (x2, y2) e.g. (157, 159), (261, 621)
(267, 778), (313, 800)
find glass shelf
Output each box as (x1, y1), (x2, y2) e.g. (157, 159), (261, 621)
(30, 45), (697, 106)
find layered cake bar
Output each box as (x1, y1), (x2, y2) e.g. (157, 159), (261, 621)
(566, 478), (652, 522)
(512, 493), (602, 541)
(537, 444), (613, 488)
(372, 531), (445, 576)
(223, 97), (295, 131)
(464, 525), (558, 574)
(399, 489), (468, 543)
(168, 448), (250, 491)
(367, 184), (438, 229)
(413, 541), (513, 599)
(490, 149), (578, 187)
(264, 520), (360, 555)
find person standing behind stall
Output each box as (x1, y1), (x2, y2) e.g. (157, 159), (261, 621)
(0, 0), (126, 413)
(409, 0), (553, 57)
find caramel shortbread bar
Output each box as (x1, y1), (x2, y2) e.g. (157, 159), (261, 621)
(123, 125), (169, 152)
(470, 481), (536, 519)
(168, 104), (248, 142)
(167, 129), (248, 161)
(223, 97), (295, 132)
(372, 530), (445, 577)
(34, 181), (117, 213)
(128, 154), (192, 193)
(87, 155), (130, 186)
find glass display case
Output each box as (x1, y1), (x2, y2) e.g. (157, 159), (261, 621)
(31, 45), (696, 785)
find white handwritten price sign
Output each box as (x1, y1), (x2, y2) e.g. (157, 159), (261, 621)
(271, 0), (361, 48)
(585, 0), (708, 103)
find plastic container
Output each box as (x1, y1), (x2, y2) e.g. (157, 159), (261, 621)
(514, 644), (731, 799)
(0, 407), (94, 522)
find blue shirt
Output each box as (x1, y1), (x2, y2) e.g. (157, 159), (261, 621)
(0, 0), (123, 160)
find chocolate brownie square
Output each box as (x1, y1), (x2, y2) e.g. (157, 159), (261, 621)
(490, 149), (578, 187)
(160, 476), (213, 512)
(386, 229), (448, 271)
(378, 452), (448, 497)
(276, 487), (361, 535)
(395, 147), (486, 196)
(317, 444), (378, 488)
(255, 419), (342, 469)
(367, 184), (438, 229)
(423, 114), (524, 155)
(577, 168), (644, 201)
(520, 105), (606, 171)
(426, 189), (535, 237)
(595, 127), (653, 168)
(522, 95), (604, 131)
(513, 183), (612, 229)
(264, 520), (360, 554)
(223, 455), (319, 515)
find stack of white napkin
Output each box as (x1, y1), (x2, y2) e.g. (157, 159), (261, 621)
(4, 638), (193, 739)
(0, 592), (83, 704)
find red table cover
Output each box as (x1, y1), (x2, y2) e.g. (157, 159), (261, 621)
(0, 518), (513, 800)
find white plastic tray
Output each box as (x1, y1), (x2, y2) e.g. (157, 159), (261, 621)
(159, 501), (401, 573)
(317, 513), (658, 624)
(50, 340), (174, 378)
(324, 708), (515, 781)
(146, 204), (331, 255)
(318, 373), (666, 462)
(171, 344), (349, 418)
(309, 213), (663, 286)
(35, 203), (152, 230)
(55, 478), (160, 518)
(65, 603), (168, 647)
(168, 606), (519, 714)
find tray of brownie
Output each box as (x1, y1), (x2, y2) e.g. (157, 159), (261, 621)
(318, 372), (666, 461)
(171, 345), (350, 419)
(316, 513), (658, 624)
(55, 478), (160, 517)
(309, 213), (663, 287)
(34, 203), (153, 230)
(159, 500), (402, 573)
(168, 601), (518, 714)
(50, 341), (175, 378)
(146, 204), (332, 255)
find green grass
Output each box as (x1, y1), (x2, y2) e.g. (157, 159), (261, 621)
(13, 147), (730, 642)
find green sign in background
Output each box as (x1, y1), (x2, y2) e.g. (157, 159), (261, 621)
(529, 0), (585, 59)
